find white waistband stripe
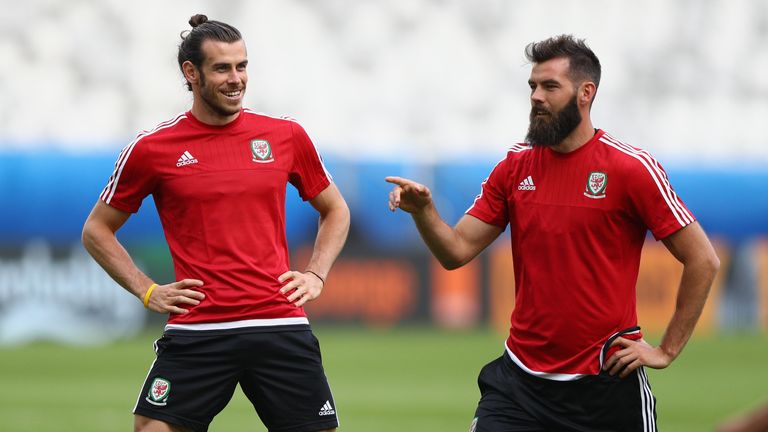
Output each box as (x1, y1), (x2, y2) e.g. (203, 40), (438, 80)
(164, 317), (310, 332)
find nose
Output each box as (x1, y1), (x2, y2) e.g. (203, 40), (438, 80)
(227, 69), (241, 84)
(531, 87), (545, 105)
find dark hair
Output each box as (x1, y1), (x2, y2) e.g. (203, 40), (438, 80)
(525, 34), (601, 90)
(177, 14), (242, 90)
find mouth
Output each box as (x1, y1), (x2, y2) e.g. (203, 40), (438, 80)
(222, 89), (243, 101)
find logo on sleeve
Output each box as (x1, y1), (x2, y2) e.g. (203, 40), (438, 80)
(584, 171), (607, 199)
(251, 140), (274, 163)
(146, 377), (171, 406)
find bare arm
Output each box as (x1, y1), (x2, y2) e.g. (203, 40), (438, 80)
(605, 221), (720, 377)
(81, 200), (205, 314)
(385, 176), (504, 269)
(279, 183), (350, 307)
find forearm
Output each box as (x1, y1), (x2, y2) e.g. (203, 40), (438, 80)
(304, 205), (350, 278)
(411, 203), (468, 270)
(658, 257), (719, 361)
(82, 220), (153, 299)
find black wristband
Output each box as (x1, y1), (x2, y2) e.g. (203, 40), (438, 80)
(305, 270), (325, 285)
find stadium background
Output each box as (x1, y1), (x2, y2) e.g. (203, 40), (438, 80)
(1, 0), (767, 430)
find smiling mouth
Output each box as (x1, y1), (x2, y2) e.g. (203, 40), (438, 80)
(222, 89), (243, 99)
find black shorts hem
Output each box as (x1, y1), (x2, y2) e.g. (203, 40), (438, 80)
(134, 407), (208, 432)
(270, 419), (339, 432)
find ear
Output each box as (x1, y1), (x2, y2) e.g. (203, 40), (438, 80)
(182, 61), (200, 87)
(579, 81), (597, 107)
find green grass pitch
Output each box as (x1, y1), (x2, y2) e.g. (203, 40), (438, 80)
(0, 326), (765, 431)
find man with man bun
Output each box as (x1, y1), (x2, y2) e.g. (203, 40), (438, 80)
(83, 14), (348, 432)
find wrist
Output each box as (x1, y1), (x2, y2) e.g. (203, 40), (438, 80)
(304, 270), (325, 285)
(142, 283), (158, 308)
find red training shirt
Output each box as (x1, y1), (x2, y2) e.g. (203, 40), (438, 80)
(100, 109), (331, 327)
(467, 130), (694, 379)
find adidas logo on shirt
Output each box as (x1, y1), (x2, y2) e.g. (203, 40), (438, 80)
(518, 175), (536, 191)
(176, 151), (198, 167)
(318, 400), (336, 416)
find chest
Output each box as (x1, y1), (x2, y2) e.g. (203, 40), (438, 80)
(150, 131), (293, 202)
(505, 153), (633, 234)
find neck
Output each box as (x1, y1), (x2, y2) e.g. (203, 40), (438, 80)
(190, 99), (241, 126)
(549, 118), (595, 153)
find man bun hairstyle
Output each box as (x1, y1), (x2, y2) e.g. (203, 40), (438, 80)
(177, 14), (242, 90)
(525, 34), (601, 90)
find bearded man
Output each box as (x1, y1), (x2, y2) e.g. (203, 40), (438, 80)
(385, 34), (719, 432)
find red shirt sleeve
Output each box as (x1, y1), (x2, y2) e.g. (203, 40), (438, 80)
(626, 154), (695, 240)
(465, 157), (510, 228)
(288, 121), (331, 201)
(99, 138), (156, 213)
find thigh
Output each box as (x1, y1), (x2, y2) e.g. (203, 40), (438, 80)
(133, 333), (241, 432)
(581, 367), (657, 432)
(472, 355), (548, 432)
(239, 329), (339, 432)
(541, 367), (657, 432)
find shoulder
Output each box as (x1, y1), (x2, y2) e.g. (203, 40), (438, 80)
(595, 131), (663, 172)
(504, 143), (533, 161)
(131, 112), (189, 146)
(495, 143), (533, 170)
(485, 143), (532, 178)
(242, 108), (305, 130)
(595, 131), (675, 193)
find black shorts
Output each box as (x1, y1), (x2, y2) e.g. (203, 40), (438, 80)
(471, 352), (657, 432)
(133, 325), (338, 432)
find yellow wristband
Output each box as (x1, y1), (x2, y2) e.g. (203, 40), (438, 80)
(143, 283), (158, 308)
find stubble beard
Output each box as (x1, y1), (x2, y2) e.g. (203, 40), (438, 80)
(198, 71), (242, 118)
(525, 95), (582, 147)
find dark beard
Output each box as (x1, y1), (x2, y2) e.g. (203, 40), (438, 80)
(525, 95), (581, 147)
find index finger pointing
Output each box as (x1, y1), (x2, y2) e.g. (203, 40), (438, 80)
(384, 176), (411, 187)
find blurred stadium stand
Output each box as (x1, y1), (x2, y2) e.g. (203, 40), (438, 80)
(1, 0), (767, 342)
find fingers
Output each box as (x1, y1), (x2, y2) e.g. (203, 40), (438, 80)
(278, 271), (295, 283)
(605, 348), (638, 376)
(604, 337), (650, 377)
(389, 188), (401, 211)
(619, 359), (643, 378)
(384, 176), (427, 195)
(609, 336), (632, 348)
(146, 280), (205, 314)
(384, 176), (409, 186)
(279, 271), (323, 307)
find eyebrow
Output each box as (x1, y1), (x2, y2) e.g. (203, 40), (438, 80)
(210, 60), (249, 68)
(529, 79), (561, 86)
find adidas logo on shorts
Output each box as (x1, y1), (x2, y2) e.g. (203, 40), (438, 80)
(318, 400), (336, 416)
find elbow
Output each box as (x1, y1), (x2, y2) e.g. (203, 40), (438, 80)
(333, 201), (351, 238)
(81, 220), (95, 251)
(436, 255), (467, 271)
(707, 251), (721, 278)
